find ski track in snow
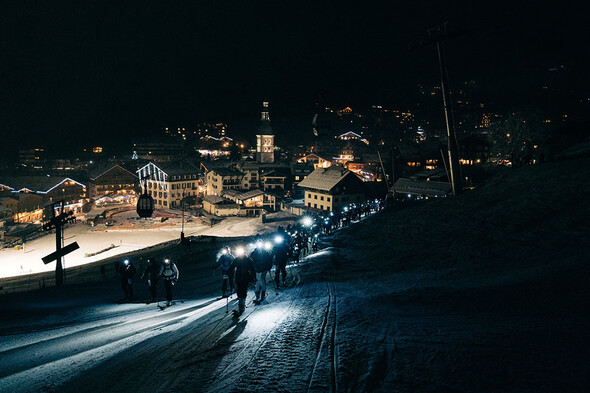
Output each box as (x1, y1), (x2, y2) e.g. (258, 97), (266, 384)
(0, 298), (230, 391)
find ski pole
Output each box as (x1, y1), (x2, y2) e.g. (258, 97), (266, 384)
(174, 280), (184, 303)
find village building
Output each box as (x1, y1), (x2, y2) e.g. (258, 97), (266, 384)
(205, 168), (244, 196)
(333, 141), (356, 165)
(222, 189), (278, 213)
(296, 153), (332, 169)
(202, 195), (240, 216)
(260, 170), (287, 193)
(297, 166), (365, 212)
(0, 176), (87, 212)
(0, 193), (44, 223)
(458, 134), (492, 166)
(137, 161), (200, 209)
(88, 164), (139, 204)
(337, 131), (369, 145)
(132, 137), (185, 162)
(345, 160), (380, 182)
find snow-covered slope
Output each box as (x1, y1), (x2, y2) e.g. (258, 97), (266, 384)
(316, 157), (590, 392)
(1, 159), (589, 392)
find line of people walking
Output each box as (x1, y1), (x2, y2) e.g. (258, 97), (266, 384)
(117, 198), (383, 312)
(118, 257), (179, 306)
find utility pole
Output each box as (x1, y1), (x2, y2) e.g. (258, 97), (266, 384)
(180, 189), (185, 243)
(377, 149), (390, 192)
(421, 22), (462, 195)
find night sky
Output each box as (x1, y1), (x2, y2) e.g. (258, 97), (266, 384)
(1, 1), (588, 154)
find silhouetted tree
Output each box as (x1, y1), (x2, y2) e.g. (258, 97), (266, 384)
(489, 111), (550, 168)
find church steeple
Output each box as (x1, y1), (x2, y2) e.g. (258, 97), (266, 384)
(256, 100), (275, 163)
(258, 101), (273, 135)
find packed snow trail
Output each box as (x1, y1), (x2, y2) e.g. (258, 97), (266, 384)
(54, 273), (344, 393)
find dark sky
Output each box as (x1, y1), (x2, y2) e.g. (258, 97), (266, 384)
(1, 1), (588, 154)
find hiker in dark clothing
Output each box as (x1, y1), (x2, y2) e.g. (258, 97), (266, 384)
(229, 245), (256, 315)
(141, 258), (160, 302)
(215, 246), (235, 297)
(119, 259), (137, 300)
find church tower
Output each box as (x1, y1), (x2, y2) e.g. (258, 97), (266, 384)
(256, 101), (275, 163)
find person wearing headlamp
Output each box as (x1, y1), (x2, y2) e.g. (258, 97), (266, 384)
(159, 258), (179, 307)
(229, 245), (255, 316)
(118, 259), (137, 301)
(215, 246), (235, 298)
(249, 239), (274, 304)
(274, 234), (289, 287)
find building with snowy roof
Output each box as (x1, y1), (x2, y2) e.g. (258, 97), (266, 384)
(136, 161), (200, 209)
(205, 168), (244, 196)
(0, 176), (87, 212)
(260, 170), (287, 193)
(296, 153), (332, 169)
(0, 193), (44, 223)
(88, 164), (139, 203)
(222, 189), (278, 214)
(202, 195), (240, 216)
(297, 166), (365, 212)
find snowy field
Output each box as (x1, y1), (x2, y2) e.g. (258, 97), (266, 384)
(0, 210), (296, 279)
(1, 158), (590, 392)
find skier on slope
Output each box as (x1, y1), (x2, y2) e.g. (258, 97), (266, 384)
(215, 246), (235, 298)
(249, 240), (274, 304)
(273, 234), (289, 288)
(141, 258), (160, 302)
(229, 245), (255, 316)
(159, 258), (179, 307)
(312, 234), (319, 253)
(118, 259), (137, 300)
(291, 242), (301, 264)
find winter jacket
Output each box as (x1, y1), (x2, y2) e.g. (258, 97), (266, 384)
(274, 243), (289, 265)
(120, 263), (137, 279)
(217, 253), (235, 272)
(143, 260), (160, 280)
(250, 248), (273, 273)
(231, 255), (255, 285)
(159, 262), (179, 281)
